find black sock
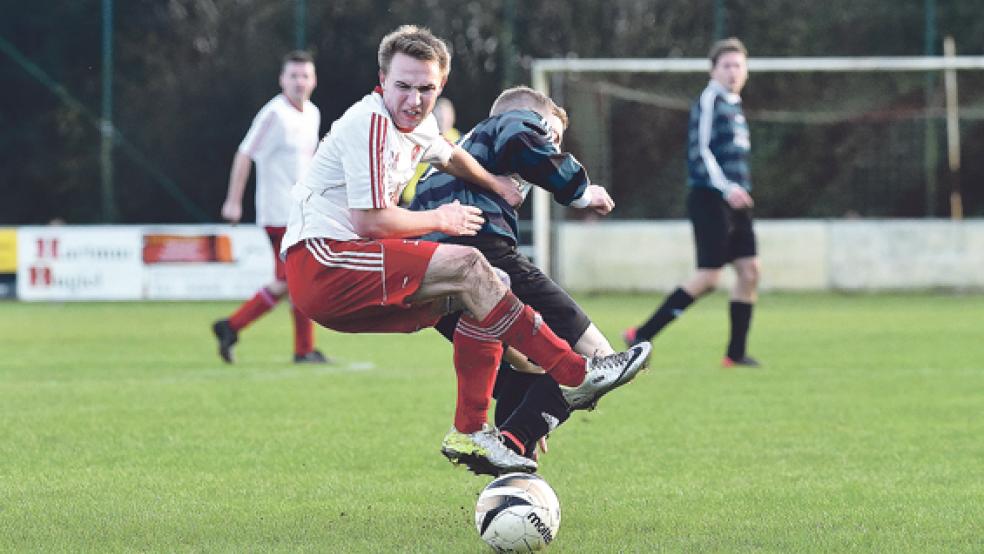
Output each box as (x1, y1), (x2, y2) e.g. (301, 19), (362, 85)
(499, 374), (571, 455)
(637, 287), (695, 341)
(493, 365), (542, 426)
(727, 301), (753, 360)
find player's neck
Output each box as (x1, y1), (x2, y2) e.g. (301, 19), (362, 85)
(282, 93), (306, 112)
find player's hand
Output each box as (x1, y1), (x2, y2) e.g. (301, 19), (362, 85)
(725, 186), (754, 210)
(492, 175), (524, 208)
(437, 200), (484, 236)
(537, 435), (549, 456)
(585, 185), (615, 215)
(221, 200), (243, 224)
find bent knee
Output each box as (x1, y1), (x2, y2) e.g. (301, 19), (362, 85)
(266, 281), (289, 298)
(742, 269), (761, 288)
(441, 245), (489, 284)
(735, 262), (761, 287)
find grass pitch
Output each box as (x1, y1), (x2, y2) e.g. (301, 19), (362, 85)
(1, 292), (982, 552)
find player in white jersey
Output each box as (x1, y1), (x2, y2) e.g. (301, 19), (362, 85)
(212, 51), (329, 365)
(280, 25), (651, 476)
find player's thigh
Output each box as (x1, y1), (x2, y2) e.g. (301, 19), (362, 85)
(265, 226), (289, 281)
(285, 238), (439, 332)
(506, 254), (590, 347)
(725, 210), (757, 264)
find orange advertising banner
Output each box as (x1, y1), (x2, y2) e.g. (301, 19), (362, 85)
(143, 234), (234, 264)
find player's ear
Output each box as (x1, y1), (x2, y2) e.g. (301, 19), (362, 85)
(378, 70), (386, 87)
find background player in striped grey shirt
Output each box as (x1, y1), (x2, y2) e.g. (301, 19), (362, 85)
(625, 38), (761, 367)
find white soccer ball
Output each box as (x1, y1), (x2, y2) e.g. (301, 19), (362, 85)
(475, 472), (561, 552)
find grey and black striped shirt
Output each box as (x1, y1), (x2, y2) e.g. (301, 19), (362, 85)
(687, 79), (751, 197)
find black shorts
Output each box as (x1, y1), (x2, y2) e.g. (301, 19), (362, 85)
(687, 187), (757, 269)
(434, 235), (592, 347)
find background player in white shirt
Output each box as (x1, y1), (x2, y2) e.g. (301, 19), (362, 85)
(212, 51), (328, 365)
(281, 25), (651, 476)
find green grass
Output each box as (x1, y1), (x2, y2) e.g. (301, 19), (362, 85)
(1, 293), (982, 553)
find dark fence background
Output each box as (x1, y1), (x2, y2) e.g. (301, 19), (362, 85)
(3, 0), (983, 224)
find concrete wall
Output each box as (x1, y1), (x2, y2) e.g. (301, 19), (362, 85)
(554, 219), (984, 292)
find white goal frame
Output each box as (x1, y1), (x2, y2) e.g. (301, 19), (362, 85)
(530, 53), (984, 276)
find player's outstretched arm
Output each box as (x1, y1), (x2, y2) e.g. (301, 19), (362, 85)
(434, 146), (523, 207)
(501, 127), (591, 208)
(351, 201), (485, 239)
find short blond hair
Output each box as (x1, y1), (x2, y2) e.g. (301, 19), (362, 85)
(377, 25), (451, 78)
(491, 86), (562, 122)
(491, 87), (569, 132)
(709, 37), (748, 67)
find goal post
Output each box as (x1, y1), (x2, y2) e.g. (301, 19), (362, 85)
(530, 54), (984, 276)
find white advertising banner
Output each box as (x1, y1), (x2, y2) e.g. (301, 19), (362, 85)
(15, 225), (274, 301)
(141, 225), (273, 300)
(17, 226), (144, 301)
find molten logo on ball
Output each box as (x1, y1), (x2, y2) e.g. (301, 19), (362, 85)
(475, 473), (561, 552)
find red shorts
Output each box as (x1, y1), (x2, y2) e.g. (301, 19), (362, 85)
(264, 226), (287, 281)
(285, 237), (442, 333)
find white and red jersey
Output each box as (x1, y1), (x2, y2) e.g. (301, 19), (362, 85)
(281, 89), (454, 251)
(239, 94), (321, 226)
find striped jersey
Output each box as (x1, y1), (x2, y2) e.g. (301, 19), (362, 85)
(409, 109), (589, 245)
(687, 79), (751, 197)
(280, 89), (454, 252)
(238, 94), (320, 226)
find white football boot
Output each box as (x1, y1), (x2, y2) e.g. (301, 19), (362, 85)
(441, 423), (537, 476)
(562, 341), (652, 410)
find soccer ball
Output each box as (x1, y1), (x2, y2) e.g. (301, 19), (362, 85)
(475, 473), (561, 552)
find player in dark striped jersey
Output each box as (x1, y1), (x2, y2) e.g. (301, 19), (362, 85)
(625, 37), (762, 368)
(411, 87), (631, 465)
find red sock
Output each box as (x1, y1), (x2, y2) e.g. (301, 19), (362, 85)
(291, 304), (314, 355)
(452, 325), (502, 433)
(228, 287), (279, 331)
(459, 292), (586, 387)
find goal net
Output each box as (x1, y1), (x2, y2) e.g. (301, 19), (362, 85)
(528, 55), (984, 274)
